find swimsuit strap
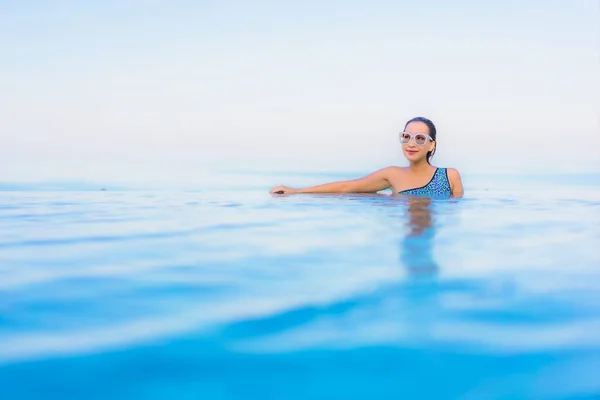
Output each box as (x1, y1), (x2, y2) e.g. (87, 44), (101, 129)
(399, 168), (451, 198)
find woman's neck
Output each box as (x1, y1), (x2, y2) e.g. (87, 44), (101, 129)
(408, 160), (433, 174)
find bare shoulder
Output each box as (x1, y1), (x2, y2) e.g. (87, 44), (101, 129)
(382, 165), (406, 176)
(445, 167), (464, 197)
(446, 168), (462, 180)
(364, 165), (403, 178)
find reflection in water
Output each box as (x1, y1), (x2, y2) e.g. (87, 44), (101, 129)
(399, 197), (438, 276)
(337, 193), (441, 276)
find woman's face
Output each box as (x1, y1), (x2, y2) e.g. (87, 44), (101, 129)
(401, 121), (436, 163)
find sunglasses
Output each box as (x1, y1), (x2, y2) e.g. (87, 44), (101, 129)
(399, 132), (434, 146)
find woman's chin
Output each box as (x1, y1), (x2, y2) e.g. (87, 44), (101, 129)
(404, 152), (422, 161)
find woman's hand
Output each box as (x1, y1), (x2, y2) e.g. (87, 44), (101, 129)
(269, 185), (298, 195)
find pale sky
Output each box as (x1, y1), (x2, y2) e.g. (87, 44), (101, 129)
(1, 0), (599, 183)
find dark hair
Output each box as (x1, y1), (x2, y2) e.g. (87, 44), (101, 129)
(404, 116), (437, 164)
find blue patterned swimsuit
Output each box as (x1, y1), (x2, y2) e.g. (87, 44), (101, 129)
(398, 168), (452, 198)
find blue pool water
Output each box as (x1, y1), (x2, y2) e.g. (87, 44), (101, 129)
(1, 171), (600, 399)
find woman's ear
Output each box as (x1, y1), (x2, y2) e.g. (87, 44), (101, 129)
(429, 141), (436, 153)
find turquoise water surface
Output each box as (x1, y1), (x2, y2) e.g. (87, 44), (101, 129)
(1, 171), (599, 399)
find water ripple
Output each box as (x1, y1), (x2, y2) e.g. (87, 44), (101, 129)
(1, 183), (599, 399)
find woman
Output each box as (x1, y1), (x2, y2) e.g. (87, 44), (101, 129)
(269, 116), (464, 198)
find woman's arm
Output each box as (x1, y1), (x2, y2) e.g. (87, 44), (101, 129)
(447, 168), (464, 197)
(270, 167), (392, 194)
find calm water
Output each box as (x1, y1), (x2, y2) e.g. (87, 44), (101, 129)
(1, 172), (600, 399)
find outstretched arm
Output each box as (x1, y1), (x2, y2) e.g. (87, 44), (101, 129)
(270, 167), (392, 194)
(447, 168), (464, 197)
